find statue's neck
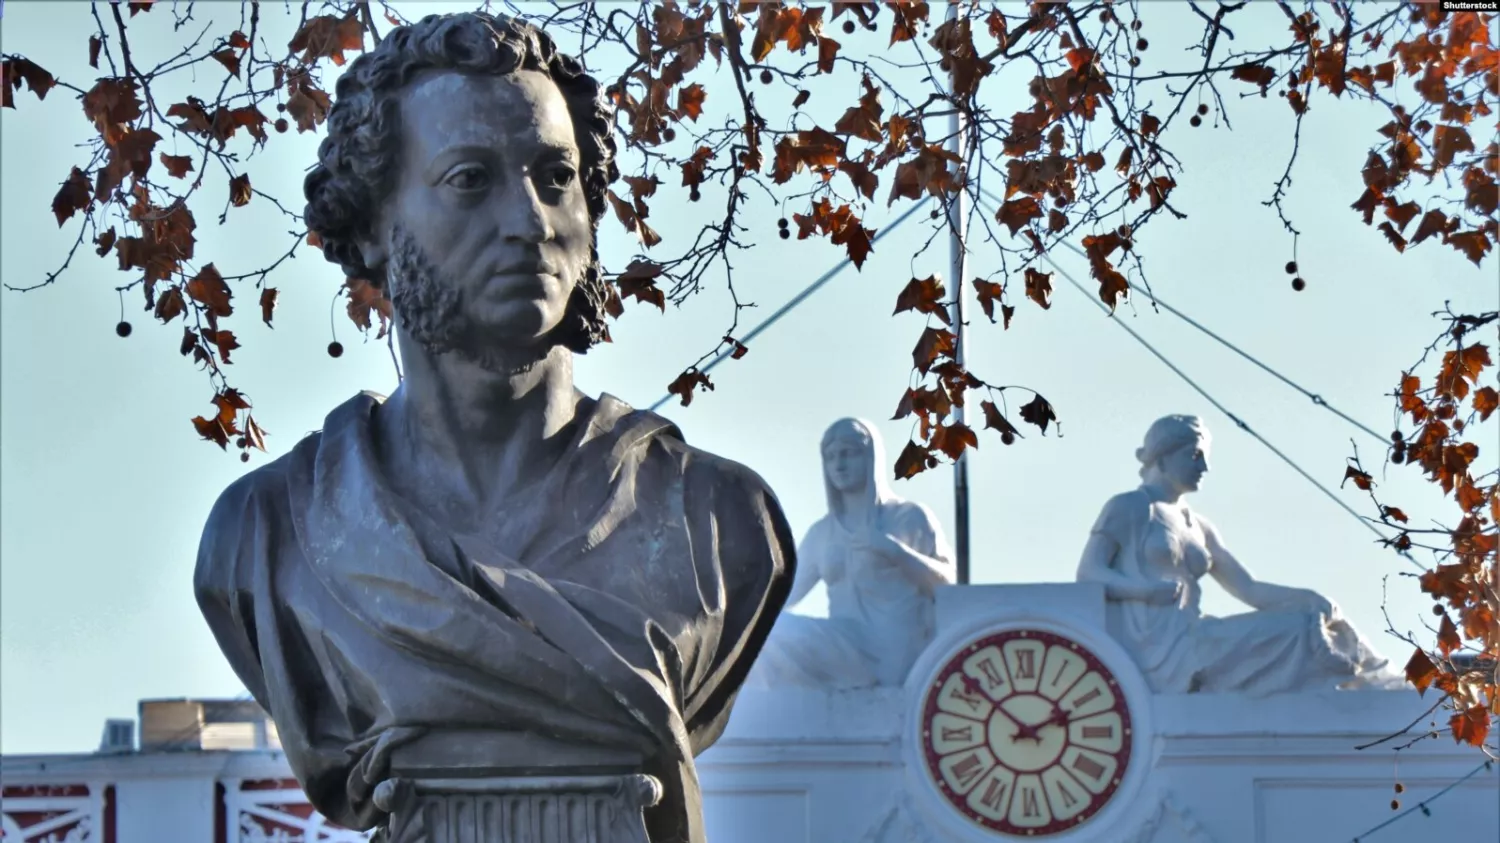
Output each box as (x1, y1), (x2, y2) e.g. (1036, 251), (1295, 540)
(379, 338), (581, 514)
(1140, 480), (1187, 506)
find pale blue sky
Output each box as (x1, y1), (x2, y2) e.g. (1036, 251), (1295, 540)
(2, 2), (1494, 754)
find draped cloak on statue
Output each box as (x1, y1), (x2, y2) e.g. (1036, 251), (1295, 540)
(194, 391), (795, 843)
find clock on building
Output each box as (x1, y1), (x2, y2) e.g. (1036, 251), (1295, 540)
(916, 628), (1134, 837)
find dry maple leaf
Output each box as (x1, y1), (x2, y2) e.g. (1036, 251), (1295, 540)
(51, 167), (93, 227)
(1023, 268), (1053, 309)
(186, 264), (233, 320)
(666, 368), (713, 407)
(894, 439), (936, 480)
(676, 83), (706, 121)
(1343, 465), (1376, 491)
(893, 276), (949, 323)
(289, 14), (366, 66)
(980, 400), (1021, 440)
(160, 153), (194, 179)
(154, 286), (187, 323)
(912, 327), (956, 373)
(972, 278), (1005, 323)
(228, 174), (252, 208)
(259, 288), (278, 327)
(1404, 647), (1440, 694)
(1019, 394), (1057, 433)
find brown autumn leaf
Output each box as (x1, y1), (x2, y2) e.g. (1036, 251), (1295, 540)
(1140, 112), (1161, 138)
(888, 1), (929, 46)
(2, 57), (56, 108)
(972, 278), (1005, 323)
(212, 387), (251, 425)
(1450, 705), (1491, 748)
(285, 86), (332, 133)
(996, 197), (1043, 236)
(616, 259), (667, 311)
(289, 14), (366, 66)
(1378, 221), (1408, 252)
(1024, 268), (1053, 309)
(51, 167), (93, 227)
(1437, 613), (1462, 656)
(893, 276), (949, 324)
(94, 227), (116, 257)
(186, 263), (233, 319)
(212, 48), (242, 78)
(838, 159), (878, 200)
(666, 368), (713, 407)
(724, 336), (750, 360)
(154, 286), (187, 323)
(676, 83), (706, 121)
(817, 36), (840, 74)
(1019, 394), (1057, 434)
(980, 400), (1021, 440)
(912, 327), (956, 373)
(192, 414), (232, 449)
(81, 78), (142, 135)
(202, 328), (240, 363)
(1231, 62), (1276, 91)
(229, 174), (252, 207)
(792, 89), (811, 108)
(160, 153), (194, 179)
(1404, 647), (1440, 694)
(894, 439), (936, 480)
(245, 415), (268, 452)
(259, 287), (278, 327)
(88, 36), (102, 69)
(1472, 386), (1499, 421)
(1343, 465), (1376, 491)
(931, 422), (978, 461)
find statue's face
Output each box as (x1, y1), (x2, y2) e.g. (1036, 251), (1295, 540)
(1160, 436), (1210, 494)
(371, 68), (591, 356)
(823, 434), (870, 494)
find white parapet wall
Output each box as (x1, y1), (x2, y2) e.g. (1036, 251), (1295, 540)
(698, 584), (1498, 843)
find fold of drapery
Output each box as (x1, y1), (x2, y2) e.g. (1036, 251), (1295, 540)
(196, 391), (795, 842)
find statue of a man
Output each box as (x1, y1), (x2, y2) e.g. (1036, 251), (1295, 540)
(193, 13), (795, 843)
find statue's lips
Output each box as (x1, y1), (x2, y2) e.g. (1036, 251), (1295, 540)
(484, 270), (558, 300)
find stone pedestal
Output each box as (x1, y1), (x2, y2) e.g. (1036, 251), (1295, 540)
(372, 730), (660, 843)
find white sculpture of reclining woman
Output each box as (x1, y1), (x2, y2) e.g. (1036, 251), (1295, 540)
(1077, 414), (1403, 695)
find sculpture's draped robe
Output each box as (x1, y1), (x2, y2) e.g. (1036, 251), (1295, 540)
(195, 392), (795, 843)
(1090, 489), (1390, 695)
(748, 500), (950, 689)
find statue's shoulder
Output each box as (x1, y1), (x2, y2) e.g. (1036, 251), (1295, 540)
(596, 393), (782, 508)
(1090, 488), (1152, 536)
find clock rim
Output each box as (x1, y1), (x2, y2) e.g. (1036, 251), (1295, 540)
(900, 611), (1156, 842)
(917, 627), (1134, 835)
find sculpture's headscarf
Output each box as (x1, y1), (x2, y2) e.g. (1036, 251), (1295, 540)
(1135, 414), (1210, 480)
(820, 417), (898, 528)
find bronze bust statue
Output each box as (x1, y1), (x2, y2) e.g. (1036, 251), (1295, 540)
(194, 12), (795, 843)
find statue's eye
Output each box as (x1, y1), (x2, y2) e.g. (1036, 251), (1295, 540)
(539, 164), (577, 190)
(443, 165), (489, 191)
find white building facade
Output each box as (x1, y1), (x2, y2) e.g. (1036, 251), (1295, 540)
(4, 586), (1496, 842)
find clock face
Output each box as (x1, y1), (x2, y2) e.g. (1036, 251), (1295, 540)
(917, 628), (1133, 837)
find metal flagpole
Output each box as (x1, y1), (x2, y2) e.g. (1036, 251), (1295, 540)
(946, 2), (972, 586)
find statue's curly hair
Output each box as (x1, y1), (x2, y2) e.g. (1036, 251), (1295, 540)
(302, 12), (619, 351)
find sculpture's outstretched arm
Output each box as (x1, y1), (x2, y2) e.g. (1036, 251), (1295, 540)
(1203, 520), (1333, 616)
(1077, 532), (1179, 604)
(879, 536), (955, 592)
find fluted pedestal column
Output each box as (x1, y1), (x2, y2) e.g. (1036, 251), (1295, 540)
(369, 730), (658, 843)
